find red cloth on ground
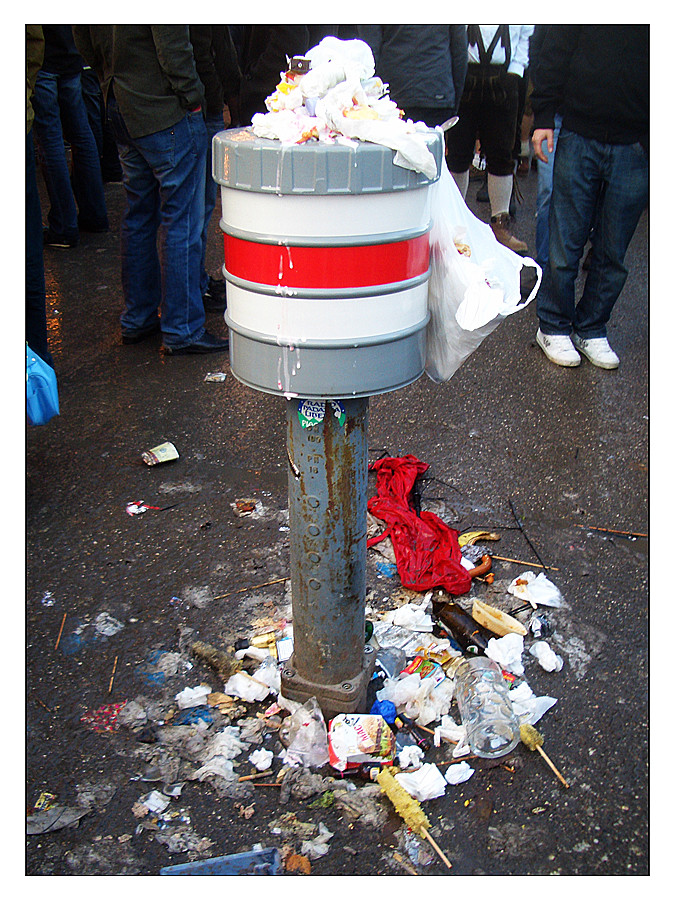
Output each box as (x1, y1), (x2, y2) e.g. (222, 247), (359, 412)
(367, 454), (471, 596)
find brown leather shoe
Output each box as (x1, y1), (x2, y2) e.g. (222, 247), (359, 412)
(490, 213), (528, 254)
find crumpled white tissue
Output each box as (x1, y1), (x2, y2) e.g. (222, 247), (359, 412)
(377, 673), (454, 727)
(398, 744), (425, 769)
(509, 681), (557, 724)
(193, 726), (248, 781)
(224, 672), (272, 702)
(529, 640), (564, 672)
(435, 714), (471, 757)
(382, 593), (434, 631)
(444, 761), (475, 785)
(248, 748), (274, 771)
(175, 684), (212, 709)
(300, 822), (334, 860)
(485, 632), (524, 676)
(507, 571), (566, 608)
(395, 763), (446, 800)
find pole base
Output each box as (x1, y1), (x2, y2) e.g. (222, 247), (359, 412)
(280, 645), (377, 720)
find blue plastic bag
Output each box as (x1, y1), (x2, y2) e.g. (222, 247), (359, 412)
(26, 344), (59, 426)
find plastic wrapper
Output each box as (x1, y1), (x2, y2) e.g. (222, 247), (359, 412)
(327, 713), (395, 772)
(377, 672), (455, 728)
(394, 763), (446, 801)
(507, 571), (567, 608)
(280, 697), (330, 768)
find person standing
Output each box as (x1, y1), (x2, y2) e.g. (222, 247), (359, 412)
(190, 25), (242, 313)
(32, 25), (109, 249)
(75, 25), (228, 354)
(357, 25), (468, 128)
(531, 25), (649, 369)
(445, 25), (534, 254)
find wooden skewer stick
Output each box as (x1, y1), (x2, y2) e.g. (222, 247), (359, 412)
(209, 577), (288, 602)
(54, 613), (67, 651)
(491, 555), (559, 571)
(108, 655), (118, 693)
(535, 745), (569, 789)
(420, 827), (453, 869)
(575, 524), (647, 538)
(238, 771), (276, 782)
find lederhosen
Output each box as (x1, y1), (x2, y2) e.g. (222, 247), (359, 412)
(445, 25), (521, 176)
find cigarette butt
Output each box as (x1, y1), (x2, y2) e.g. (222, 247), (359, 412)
(54, 613), (67, 651)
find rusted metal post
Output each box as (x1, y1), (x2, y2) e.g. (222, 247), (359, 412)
(281, 397), (375, 716)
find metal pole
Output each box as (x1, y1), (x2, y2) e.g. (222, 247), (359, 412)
(281, 397), (376, 717)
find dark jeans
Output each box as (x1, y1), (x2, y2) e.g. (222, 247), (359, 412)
(445, 67), (520, 176)
(32, 70), (108, 238)
(200, 113), (225, 295)
(537, 128), (649, 338)
(109, 101), (209, 348)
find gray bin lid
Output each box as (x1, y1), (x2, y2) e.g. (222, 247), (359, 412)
(212, 127), (443, 195)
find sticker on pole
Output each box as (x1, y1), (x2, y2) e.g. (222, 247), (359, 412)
(298, 400), (346, 429)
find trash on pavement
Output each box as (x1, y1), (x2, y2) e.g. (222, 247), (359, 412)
(80, 702), (127, 733)
(249, 748), (274, 771)
(485, 632), (525, 677)
(507, 571), (566, 608)
(203, 371), (227, 383)
(26, 804), (90, 835)
(520, 723), (570, 788)
(529, 640), (564, 672)
(175, 685), (212, 709)
(141, 441), (179, 466)
(455, 657), (520, 758)
(471, 598), (527, 637)
(280, 697), (330, 768)
(444, 761), (475, 785)
(327, 714), (395, 772)
(395, 762), (447, 801)
(191, 640), (241, 680)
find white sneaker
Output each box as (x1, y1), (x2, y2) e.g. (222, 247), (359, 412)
(536, 329), (581, 367)
(572, 335), (620, 369)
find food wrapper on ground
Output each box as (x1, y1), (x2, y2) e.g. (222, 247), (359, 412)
(400, 655), (446, 688)
(507, 571), (567, 608)
(328, 714), (396, 772)
(395, 762), (446, 801)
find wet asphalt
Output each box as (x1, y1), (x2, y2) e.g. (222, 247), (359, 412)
(25, 153), (649, 878)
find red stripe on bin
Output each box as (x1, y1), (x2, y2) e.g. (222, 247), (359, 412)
(223, 233), (429, 289)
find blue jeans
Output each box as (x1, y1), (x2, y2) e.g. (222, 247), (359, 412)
(32, 70), (108, 239)
(534, 113), (562, 269)
(200, 114), (225, 296)
(26, 128), (52, 366)
(537, 128), (648, 338)
(110, 102), (208, 347)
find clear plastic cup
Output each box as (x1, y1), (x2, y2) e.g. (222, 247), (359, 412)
(455, 657), (519, 758)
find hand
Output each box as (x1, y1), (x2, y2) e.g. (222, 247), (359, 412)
(532, 128), (554, 164)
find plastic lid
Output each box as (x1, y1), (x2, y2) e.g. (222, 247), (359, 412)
(212, 127), (444, 195)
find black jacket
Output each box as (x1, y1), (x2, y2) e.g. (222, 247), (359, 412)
(530, 25), (648, 146)
(189, 26), (241, 120)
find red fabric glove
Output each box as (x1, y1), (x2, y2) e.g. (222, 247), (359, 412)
(367, 454), (472, 596)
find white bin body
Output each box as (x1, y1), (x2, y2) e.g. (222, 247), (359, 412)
(212, 129), (444, 399)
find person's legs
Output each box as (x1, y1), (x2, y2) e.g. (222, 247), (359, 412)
(109, 100), (162, 337)
(32, 70), (79, 243)
(537, 129), (602, 336)
(134, 111), (209, 348)
(535, 113), (562, 268)
(58, 72), (109, 233)
(200, 113), (225, 300)
(445, 70), (480, 197)
(574, 140), (649, 338)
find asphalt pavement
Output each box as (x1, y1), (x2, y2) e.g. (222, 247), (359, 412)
(24, 149), (650, 879)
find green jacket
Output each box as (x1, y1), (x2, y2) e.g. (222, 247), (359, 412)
(26, 25), (44, 133)
(74, 25), (204, 139)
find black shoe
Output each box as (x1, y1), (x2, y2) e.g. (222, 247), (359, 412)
(203, 277), (227, 312)
(43, 227), (78, 249)
(122, 321), (161, 344)
(78, 218), (109, 234)
(163, 331), (229, 355)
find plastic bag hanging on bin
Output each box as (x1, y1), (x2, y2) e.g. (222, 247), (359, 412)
(424, 166), (541, 383)
(367, 455), (471, 596)
(26, 344), (59, 426)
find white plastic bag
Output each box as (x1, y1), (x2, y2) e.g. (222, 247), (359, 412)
(425, 165), (541, 382)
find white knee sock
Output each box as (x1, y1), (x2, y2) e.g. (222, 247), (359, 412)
(487, 173), (512, 217)
(450, 170), (469, 199)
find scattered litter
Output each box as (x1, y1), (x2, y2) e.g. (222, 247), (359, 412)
(520, 723), (569, 788)
(27, 804), (90, 834)
(485, 633), (525, 677)
(444, 761), (475, 785)
(471, 598), (527, 637)
(94, 612), (124, 637)
(398, 744), (425, 769)
(280, 698), (330, 768)
(231, 497), (265, 518)
(191, 640), (241, 679)
(529, 640), (564, 672)
(507, 571), (566, 608)
(160, 847), (281, 876)
(249, 748), (274, 771)
(80, 702), (127, 733)
(203, 372), (227, 383)
(40, 591), (55, 607)
(175, 685), (212, 709)
(381, 594), (434, 632)
(327, 714), (395, 772)
(141, 441), (179, 466)
(395, 763), (447, 801)
(301, 822), (334, 859)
